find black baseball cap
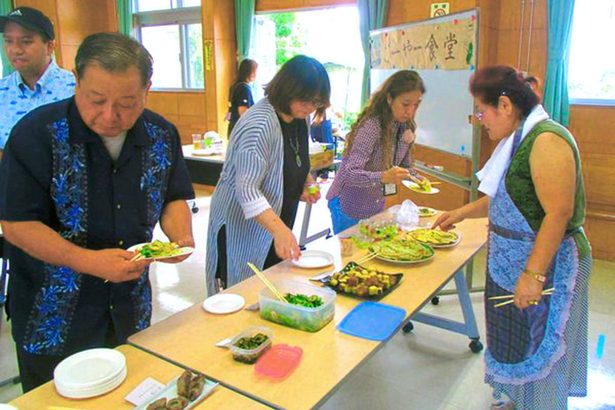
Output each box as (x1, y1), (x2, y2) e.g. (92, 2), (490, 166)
(0, 7), (55, 40)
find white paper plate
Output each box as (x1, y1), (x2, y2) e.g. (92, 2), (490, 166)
(401, 180), (440, 195)
(128, 242), (194, 261)
(54, 348), (127, 398)
(291, 250), (334, 269)
(202, 294), (245, 314)
(55, 367), (127, 399)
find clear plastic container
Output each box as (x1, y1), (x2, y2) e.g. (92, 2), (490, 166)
(229, 326), (273, 364)
(259, 280), (336, 332)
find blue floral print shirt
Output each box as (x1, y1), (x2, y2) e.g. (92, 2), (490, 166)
(0, 97), (194, 356)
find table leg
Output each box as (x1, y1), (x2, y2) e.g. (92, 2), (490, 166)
(404, 268), (483, 353)
(298, 202), (331, 248)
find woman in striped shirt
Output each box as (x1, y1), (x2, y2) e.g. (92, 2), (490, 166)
(205, 55), (330, 295)
(326, 70), (425, 234)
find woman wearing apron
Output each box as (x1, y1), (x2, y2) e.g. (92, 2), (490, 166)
(433, 66), (591, 410)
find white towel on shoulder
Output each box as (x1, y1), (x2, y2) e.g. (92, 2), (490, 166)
(476, 105), (550, 197)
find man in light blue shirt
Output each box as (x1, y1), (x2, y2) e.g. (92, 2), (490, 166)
(0, 7), (75, 158)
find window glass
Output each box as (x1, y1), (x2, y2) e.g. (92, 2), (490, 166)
(141, 25), (182, 88)
(187, 24), (204, 88)
(134, 0), (172, 12)
(569, 0), (615, 102)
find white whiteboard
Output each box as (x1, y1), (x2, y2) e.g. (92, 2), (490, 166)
(369, 10), (478, 158)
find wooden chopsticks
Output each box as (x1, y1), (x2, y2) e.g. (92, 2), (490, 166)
(247, 262), (287, 303)
(490, 287), (554, 308)
(130, 252), (145, 262)
(356, 251), (377, 264)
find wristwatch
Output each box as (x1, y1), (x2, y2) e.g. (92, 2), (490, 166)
(523, 269), (546, 283)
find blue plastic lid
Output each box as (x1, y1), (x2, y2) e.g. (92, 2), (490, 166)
(337, 301), (406, 341)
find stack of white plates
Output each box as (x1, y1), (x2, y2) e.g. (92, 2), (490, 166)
(54, 348), (127, 399)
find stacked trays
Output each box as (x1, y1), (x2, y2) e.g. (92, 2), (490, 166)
(54, 348), (127, 399)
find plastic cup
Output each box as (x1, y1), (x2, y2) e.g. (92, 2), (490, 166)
(340, 237), (354, 257)
(192, 133), (202, 150)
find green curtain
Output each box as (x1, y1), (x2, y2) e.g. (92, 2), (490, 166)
(116, 0), (133, 37)
(543, 0), (575, 126)
(1, 0), (14, 77)
(358, 0), (389, 107)
(235, 0), (255, 63)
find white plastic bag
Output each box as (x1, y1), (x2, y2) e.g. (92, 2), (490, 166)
(391, 200), (420, 228)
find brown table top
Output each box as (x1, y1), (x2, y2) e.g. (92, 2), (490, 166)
(9, 344), (270, 410)
(128, 217), (487, 410)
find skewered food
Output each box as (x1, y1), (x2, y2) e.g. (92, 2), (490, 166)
(326, 262), (401, 297)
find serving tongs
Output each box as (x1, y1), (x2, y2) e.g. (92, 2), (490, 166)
(247, 262), (288, 303)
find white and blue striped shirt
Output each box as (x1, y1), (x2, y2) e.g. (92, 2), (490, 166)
(205, 98), (286, 295)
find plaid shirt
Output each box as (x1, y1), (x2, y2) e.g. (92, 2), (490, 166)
(327, 117), (412, 219)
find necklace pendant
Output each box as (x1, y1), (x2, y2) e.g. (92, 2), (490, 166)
(296, 154), (302, 167)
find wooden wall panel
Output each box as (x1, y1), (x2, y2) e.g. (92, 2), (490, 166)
(14, 0), (63, 64)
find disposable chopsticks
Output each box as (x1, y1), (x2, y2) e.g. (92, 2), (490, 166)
(491, 288), (554, 308)
(247, 262), (287, 303)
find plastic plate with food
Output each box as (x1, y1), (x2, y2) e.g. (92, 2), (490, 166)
(138, 370), (218, 410)
(319, 261), (403, 300)
(408, 228), (461, 248)
(128, 240), (193, 261)
(369, 238), (435, 264)
(417, 207), (437, 217)
(402, 180), (440, 195)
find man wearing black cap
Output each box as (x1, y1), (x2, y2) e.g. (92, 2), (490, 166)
(0, 6), (75, 159)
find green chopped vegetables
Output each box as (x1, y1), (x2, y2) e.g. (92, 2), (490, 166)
(233, 333), (269, 350)
(138, 240), (181, 258)
(285, 293), (324, 308)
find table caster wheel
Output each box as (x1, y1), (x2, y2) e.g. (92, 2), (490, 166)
(431, 296), (440, 305)
(402, 322), (414, 333)
(469, 339), (483, 353)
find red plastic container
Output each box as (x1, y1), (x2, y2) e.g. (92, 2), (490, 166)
(255, 344), (303, 379)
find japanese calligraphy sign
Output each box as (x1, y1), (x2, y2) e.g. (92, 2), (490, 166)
(370, 13), (477, 71)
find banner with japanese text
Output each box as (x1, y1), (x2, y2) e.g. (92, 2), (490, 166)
(370, 14), (477, 71)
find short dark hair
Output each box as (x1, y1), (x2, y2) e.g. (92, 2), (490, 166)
(236, 58), (258, 83)
(75, 32), (153, 87)
(470, 65), (539, 117)
(265, 55), (331, 116)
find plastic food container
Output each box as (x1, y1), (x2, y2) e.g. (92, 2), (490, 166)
(255, 344), (303, 379)
(259, 280), (336, 332)
(229, 326), (273, 364)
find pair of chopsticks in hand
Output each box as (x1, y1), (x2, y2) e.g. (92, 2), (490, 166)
(130, 252), (145, 262)
(489, 288), (554, 308)
(248, 262), (288, 303)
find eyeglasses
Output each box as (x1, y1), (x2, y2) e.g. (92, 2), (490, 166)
(298, 99), (326, 109)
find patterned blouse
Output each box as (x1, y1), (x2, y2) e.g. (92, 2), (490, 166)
(327, 117), (413, 219)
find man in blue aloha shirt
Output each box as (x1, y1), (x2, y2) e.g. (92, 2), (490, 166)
(0, 6), (76, 160)
(0, 33), (195, 392)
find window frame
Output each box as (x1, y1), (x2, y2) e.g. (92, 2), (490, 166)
(133, 4), (204, 91)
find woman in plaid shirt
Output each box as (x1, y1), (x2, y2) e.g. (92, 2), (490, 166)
(326, 70), (425, 233)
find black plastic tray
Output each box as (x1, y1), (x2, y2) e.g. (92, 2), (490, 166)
(318, 261), (404, 301)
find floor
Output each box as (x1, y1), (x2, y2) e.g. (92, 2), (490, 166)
(1, 184), (614, 409)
